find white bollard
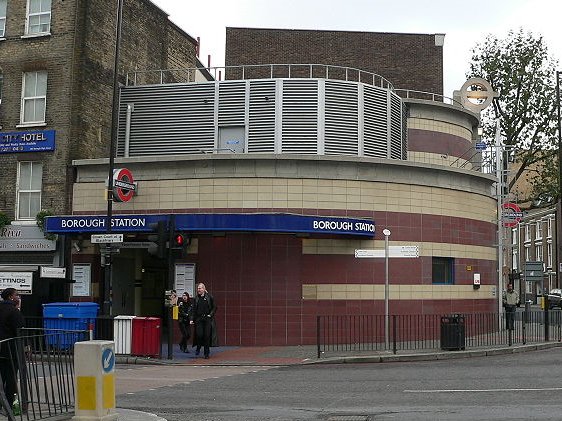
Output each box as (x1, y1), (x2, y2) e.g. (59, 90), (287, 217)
(72, 340), (118, 421)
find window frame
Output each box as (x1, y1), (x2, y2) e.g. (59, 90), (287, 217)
(535, 221), (543, 240)
(432, 257), (455, 285)
(20, 70), (47, 125)
(0, 0), (7, 38)
(25, 0), (51, 36)
(0, 71), (3, 105)
(16, 161), (43, 220)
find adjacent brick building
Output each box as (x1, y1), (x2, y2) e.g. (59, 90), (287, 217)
(225, 27), (444, 94)
(0, 0), (198, 314)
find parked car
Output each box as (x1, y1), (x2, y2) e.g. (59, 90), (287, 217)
(547, 288), (562, 309)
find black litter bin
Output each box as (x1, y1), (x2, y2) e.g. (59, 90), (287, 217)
(440, 314), (465, 351)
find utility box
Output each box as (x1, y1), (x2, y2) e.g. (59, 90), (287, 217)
(113, 316), (135, 354)
(131, 317), (161, 358)
(440, 314), (465, 351)
(43, 302), (99, 349)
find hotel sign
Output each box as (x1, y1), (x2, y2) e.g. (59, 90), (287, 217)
(0, 130), (56, 154)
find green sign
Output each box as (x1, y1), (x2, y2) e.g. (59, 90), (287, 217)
(524, 261), (544, 282)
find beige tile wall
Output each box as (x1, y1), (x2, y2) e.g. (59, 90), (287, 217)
(302, 283), (495, 300)
(408, 151), (473, 169)
(73, 178), (497, 224)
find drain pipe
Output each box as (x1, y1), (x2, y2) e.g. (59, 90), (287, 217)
(124, 104), (134, 157)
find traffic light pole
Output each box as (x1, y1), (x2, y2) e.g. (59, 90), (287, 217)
(167, 215), (176, 359)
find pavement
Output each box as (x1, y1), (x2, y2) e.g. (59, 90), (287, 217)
(68, 341), (562, 421)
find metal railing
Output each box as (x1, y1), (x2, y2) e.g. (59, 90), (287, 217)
(394, 88), (463, 107)
(125, 63), (395, 90)
(0, 329), (90, 420)
(317, 310), (562, 358)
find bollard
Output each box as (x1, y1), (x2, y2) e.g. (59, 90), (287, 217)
(72, 340), (118, 421)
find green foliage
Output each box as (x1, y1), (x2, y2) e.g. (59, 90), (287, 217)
(468, 28), (559, 207)
(0, 212), (11, 233)
(36, 210), (57, 241)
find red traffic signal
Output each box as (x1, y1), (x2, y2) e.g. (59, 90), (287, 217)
(173, 233), (185, 247)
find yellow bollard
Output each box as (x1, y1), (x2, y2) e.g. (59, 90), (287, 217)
(72, 341), (118, 421)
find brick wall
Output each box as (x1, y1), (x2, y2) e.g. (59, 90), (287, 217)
(0, 0), (197, 220)
(225, 27), (443, 94)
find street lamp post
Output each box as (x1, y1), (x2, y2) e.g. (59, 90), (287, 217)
(103, 0), (124, 316)
(556, 70), (562, 287)
(383, 228), (391, 348)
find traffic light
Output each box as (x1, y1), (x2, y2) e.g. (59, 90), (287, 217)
(171, 231), (189, 259)
(148, 220), (167, 259)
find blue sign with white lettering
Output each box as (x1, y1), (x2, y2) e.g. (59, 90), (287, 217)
(45, 213), (375, 237)
(0, 130), (56, 154)
(102, 348), (115, 373)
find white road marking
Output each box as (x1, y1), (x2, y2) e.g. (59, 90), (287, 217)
(404, 387), (562, 393)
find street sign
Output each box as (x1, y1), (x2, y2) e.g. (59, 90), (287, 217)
(91, 234), (123, 244)
(40, 266), (67, 279)
(355, 246), (419, 258)
(475, 142), (487, 151)
(524, 261), (544, 282)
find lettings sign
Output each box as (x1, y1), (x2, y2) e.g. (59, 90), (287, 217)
(0, 272), (33, 294)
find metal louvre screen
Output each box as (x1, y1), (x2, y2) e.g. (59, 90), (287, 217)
(324, 80), (358, 156)
(363, 85), (389, 158)
(117, 83), (215, 156)
(281, 80), (318, 154)
(248, 80), (276, 153)
(218, 81), (245, 126)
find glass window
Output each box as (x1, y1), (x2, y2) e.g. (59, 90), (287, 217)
(17, 161), (43, 220)
(432, 257), (454, 284)
(547, 242), (553, 268)
(512, 248), (518, 270)
(535, 243), (543, 262)
(0, 72), (3, 104)
(547, 217), (553, 238)
(524, 245), (531, 261)
(511, 228), (518, 245)
(26, 0), (51, 35)
(524, 224), (531, 242)
(0, 0), (6, 38)
(21, 71), (47, 124)
(535, 221), (543, 240)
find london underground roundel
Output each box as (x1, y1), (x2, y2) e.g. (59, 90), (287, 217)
(112, 168), (137, 202)
(501, 202), (523, 228)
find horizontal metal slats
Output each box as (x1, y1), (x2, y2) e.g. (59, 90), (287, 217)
(248, 80), (276, 153)
(281, 80), (318, 154)
(324, 80), (358, 156)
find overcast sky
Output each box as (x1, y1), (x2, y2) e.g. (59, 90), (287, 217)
(151, 0), (561, 97)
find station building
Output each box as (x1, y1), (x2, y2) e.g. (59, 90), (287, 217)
(44, 29), (499, 346)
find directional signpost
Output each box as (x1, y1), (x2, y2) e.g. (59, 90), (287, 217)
(91, 233), (123, 244)
(355, 245), (419, 258)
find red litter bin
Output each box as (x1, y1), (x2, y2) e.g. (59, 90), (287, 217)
(131, 317), (161, 358)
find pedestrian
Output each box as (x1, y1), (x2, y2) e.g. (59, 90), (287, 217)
(503, 283), (519, 330)
(0, 288), (24, 412)
(178, 292), (193, 353)
(190, 283), (217, 359)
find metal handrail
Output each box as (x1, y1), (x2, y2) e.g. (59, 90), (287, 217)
(125, 63), (395, 90)
(395, 88), (463, 107)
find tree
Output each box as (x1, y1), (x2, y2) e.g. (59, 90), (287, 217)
(468, 29), (559, 208)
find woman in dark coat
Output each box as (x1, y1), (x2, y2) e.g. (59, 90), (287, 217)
(177, 292), (193, 352)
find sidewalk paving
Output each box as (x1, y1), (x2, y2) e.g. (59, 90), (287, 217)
(115, 340), (562, 367)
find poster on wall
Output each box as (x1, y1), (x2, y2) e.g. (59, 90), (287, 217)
(174, 264), (195, 297)
(72, 264), (91, 297)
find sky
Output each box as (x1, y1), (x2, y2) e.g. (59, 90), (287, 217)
(150, 0), (561, 97)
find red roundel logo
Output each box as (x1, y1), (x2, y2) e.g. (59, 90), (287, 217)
(112, 168), (137, 202)
(501, 202), (523, 228)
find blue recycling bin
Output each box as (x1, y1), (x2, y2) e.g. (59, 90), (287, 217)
(43, 302), (99, 349)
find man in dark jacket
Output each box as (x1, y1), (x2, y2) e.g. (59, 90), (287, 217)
(190, 283), (216, 359)
(0, 288), (24, 410)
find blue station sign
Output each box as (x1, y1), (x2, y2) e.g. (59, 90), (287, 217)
(45, 213), (375, 237)
(0, 129), (56, 154)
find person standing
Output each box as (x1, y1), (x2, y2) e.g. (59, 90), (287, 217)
(503, 283), (519, 330)
(0, 288), (24, 411)
(190, 283), (217, 359)
(177, 292), (193, 353)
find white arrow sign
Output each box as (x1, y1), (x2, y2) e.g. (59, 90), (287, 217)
(355, 246), (419, 258)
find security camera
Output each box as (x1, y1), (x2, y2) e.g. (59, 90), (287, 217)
(73, 242), (81, 252)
